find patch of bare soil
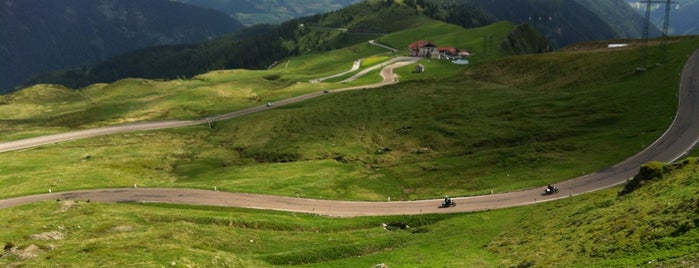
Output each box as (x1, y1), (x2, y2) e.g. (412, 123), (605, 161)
(57, 200), (79, 212)
(111, 225), (133, 233)
(30, 231), (65, 240)
(12, 244), (40, 260)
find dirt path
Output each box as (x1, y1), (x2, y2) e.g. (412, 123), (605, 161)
(1, 50), (698, 217)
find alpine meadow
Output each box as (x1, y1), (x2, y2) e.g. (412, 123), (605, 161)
(1, 0), (698, 267)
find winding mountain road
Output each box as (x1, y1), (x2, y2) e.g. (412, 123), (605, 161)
(310, 40), (401, 83)
(1, 50), (698, 217)
(309, 60), (361, 83)
(0, 58), (418, 154)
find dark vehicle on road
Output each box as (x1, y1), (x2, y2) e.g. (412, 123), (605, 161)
(543, 184), (559, 195)
(439, 196), (455, 208)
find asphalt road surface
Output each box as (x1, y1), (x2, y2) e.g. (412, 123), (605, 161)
(1, 50), (698, 217)
(0, 58), (419, 154)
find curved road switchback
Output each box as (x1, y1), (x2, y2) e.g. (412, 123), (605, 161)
(339, 56), (415, 83)
(369, 40), (399, 53)
(309, 60), (361, 83)
(1, 50), (698, 217)
(310, 40), (398, 83)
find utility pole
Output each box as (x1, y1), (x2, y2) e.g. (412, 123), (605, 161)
(658, 0), (673, 64)
(637, 0), (677, 71)
(637, 0), (652, 71)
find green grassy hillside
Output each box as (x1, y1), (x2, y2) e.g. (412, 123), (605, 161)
(1, 160), (696, 267)
(0, 19), (506, 143)
(19, 0), (437, 91)
(20, 0), (645, 92)
(1, 14), (699, 266)
(488, 158), (699, 267)
(1, 36), (697, 202)
(414, 0), (649, 48)
(378, 20), (515, 60)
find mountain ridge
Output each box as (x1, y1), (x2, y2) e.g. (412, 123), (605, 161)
(420, 0), (653, 48)
(175, 0), (363, 25)
(0, 34), (697, 266)
(625, 0), (699, 35)
(0, 0), (244, 93)
(13, 0), (655, 93)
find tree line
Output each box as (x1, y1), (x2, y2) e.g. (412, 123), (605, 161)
(22, 23), (297, 89)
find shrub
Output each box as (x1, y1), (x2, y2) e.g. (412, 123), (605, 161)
(618, 161), (666, 196)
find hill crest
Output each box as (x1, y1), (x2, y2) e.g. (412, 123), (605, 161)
(0, 0), (244, 93)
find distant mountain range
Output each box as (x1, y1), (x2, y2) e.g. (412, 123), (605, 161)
(625, 0), (699, 35)
(425, 0), (654, 48)
(175, 0), (363, 25)
(0, 0), (244, 93)
(13, 0), (656, 93)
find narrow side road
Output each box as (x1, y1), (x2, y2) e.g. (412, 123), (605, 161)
(310, 40), (398, 83)
(309, 60), (361, 83)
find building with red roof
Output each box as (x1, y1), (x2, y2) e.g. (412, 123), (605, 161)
(409, 40), (470, 59)
(408, 40), (439, 58)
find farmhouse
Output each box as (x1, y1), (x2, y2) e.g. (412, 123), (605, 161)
(438, 47), (470, 58)
(409, 40), (470, 60)
(408, 40), (439, 58)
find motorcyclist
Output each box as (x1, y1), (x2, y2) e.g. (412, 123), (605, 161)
(444, 196), (451, 205)
(546, 184), (556, 194)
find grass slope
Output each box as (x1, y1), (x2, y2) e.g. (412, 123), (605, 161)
(488, 158), (699, 267)
(1, 159), (697, 267)
(1, 37), (697, 201)
(0, 197), (525, 267)
(1, 17), (699, 267)
(378, 20), (515, 61)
